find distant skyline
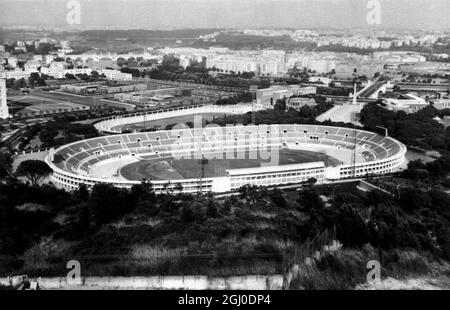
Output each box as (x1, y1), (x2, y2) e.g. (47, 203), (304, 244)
(0, 0), (449, 31)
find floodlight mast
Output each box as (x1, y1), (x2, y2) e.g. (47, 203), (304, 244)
(351, 85), (358, 178)
(198, 117), (207, 195)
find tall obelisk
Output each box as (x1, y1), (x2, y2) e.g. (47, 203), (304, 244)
(0, 79), (10, 119)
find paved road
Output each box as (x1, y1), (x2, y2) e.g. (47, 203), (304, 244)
(358, 81), (386, 98)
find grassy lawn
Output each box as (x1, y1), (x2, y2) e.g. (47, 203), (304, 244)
(120, 149), (340, 180)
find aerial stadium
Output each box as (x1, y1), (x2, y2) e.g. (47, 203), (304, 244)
(45, 107), (407, 194)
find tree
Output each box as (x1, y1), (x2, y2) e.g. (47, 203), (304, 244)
(222, 199), (232, 215)
(16, 160), (52, 185)
(297, 188), (324, 211)
(74, 183), (90, 202)
(331, 204), (371, 247)
(306, 177), (317, 186)
(239, 185), (260, 204)
(274, 99), (286, 111)
(29, 72), (46, 88)
(181, 204), (195, 222)
(88, 184), (130, 225)
(175, 182), (183, 193)
(0, 151), (13, 179)
(130, 181), (156, 210)
(206, 200), (219, 217)
(70, 202), (92, 239)
(65, 73), (76, 80)
(446, 127), (450, 150)
(271, 188), (287, 208)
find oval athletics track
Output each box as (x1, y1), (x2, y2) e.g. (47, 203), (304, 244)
(119, 149), (342, 181)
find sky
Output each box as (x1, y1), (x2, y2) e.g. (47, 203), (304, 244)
(0, 0), (449, 30)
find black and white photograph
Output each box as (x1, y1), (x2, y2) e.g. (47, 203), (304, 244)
(0, 0), (449, 299)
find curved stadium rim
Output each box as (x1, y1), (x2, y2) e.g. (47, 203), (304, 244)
(46, 124), (407, 194)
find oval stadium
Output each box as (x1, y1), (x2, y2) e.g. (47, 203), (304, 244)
(46, 116), (407, 194)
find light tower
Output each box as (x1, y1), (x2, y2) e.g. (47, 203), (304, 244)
(352, 83), (358, 105)
(0, 79), (10, 119)
(351, 83), (358, 178)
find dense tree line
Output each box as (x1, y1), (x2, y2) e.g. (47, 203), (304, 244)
(403, 155), (450, 182)
(208, 101), (335, 127)
(38, 121), (99, 148)
(0, 174), (449, 276)
(360, 103), (450, 150)
(13, 121), (100, 151)
(16, 124), (41, 150)
(215, 92), (253, 105)
(51, 107), (124, 123)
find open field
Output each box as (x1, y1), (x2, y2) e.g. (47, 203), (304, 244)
(120, 149), (341, 181)
(31, 90), (134, 110)
(9, 95), (90, 116)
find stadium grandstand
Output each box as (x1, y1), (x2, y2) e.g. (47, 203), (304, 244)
(46, 124), (407, 194)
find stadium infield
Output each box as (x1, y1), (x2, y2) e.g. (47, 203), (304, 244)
(119, 149), (341, 181)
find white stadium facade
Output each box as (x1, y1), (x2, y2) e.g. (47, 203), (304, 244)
(45, 106), (407, 194)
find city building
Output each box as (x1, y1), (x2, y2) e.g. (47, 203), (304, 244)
(432, 99), (450, 110)
(373, 51), (426, 63)
(286, 97), (317, 111)
(0, 78), (10, 119)
(7, 57), (17, 68)
(297, 86), (317, 95)
(41, 67), (93, 79)
(204, 49), (286, 75)
(256, 85), (302, 108)
(335, 61), (384, 79)
(0, 69), (38, 79)
(308, 77), (332, 86)
(384, 93), (429, 113)
(60, 83), (147, 95)
(113, 87), (179, 104)
(101, 69), (133, 81)
(60, 84), (102, 94)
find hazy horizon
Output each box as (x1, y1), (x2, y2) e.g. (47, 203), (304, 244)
(0, 0), (449, 31)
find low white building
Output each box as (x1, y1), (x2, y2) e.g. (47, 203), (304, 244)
(298, 86), (317, 95)
(205, 51), (286, 76)
(0, 78), (9, 119)
(7, 57), (18, 69)
(24, 60), (41, 71)
(384, 93), (429, 113)
(286, 97), (317, 111)
(0, 69), (38, 79)
(41, 67), (93, 79)
(101, 69), (132, 81)
(309, 76), (332, 86)
(432, 99), (450, 110)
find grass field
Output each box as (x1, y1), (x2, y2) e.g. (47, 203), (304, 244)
(9, 94), (90, 115)
(28, 90), (133, 111)
(120, 149), (341, 181)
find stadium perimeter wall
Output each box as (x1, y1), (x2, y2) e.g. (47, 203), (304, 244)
(1, 275), (283, 290)
(46, 124), (407, 194)
(95, 104), (254, 134)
